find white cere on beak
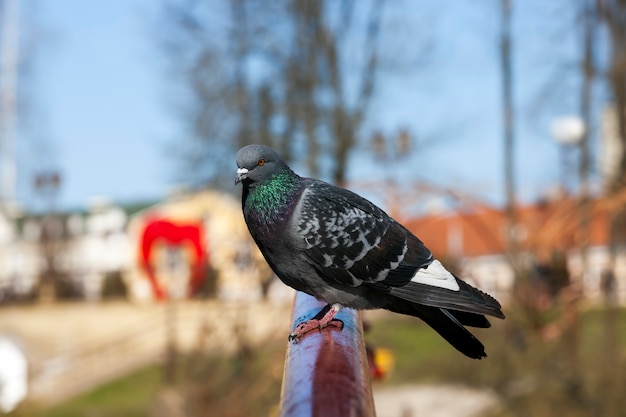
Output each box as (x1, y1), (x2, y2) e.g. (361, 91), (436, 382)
(236, 167), (250, 184)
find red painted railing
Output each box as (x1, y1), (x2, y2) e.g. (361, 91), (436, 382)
(279, 292), (376, 417)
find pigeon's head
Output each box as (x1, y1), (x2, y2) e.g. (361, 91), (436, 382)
(236, 144), (288, 185)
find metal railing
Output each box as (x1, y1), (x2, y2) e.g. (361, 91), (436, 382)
(279, 292), (376, 417)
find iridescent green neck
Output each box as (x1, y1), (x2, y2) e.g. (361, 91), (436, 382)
(245, 170), (300, 220)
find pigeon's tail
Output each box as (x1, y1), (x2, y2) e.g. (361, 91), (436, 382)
(387, 300), (489, 359)
(388, 274), (505, 320)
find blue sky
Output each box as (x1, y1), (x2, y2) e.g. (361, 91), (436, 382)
(14, 1), (592, 212)
(18, 1), (176, 210)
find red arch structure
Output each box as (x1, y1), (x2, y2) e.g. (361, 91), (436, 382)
(138, 218), (208, 299)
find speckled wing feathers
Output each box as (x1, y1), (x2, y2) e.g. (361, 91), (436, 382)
(295, 181), (433, 287)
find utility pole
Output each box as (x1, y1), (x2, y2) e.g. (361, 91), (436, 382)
(0, 0), (19, 209)
(500, 0), (518, 273)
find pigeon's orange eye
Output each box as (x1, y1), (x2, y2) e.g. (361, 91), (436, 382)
(258, 158), (265, 166)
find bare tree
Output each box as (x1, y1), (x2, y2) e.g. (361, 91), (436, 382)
(160, 0), (387, 189)
(598, 0), (626, 247)
(599, 4), (626, 182)
(596, 2), (626, 413)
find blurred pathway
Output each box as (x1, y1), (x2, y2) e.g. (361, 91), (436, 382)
(374, 384), (499, 417)
(0, 300), (291, 403)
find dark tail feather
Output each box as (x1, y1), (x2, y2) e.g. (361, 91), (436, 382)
(450, 310), (492, 328)
(387, 301), (488, 359)
(388, 277), (505, 320)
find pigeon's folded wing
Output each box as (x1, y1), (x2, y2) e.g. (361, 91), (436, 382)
(295, 181), (504, 320)
(296, 181), (433, 287)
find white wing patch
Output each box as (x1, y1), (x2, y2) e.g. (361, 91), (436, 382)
(410, 259), (460, 291)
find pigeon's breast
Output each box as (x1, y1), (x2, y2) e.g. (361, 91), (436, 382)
(243, 182), (303, 244)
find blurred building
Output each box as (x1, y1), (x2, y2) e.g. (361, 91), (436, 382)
(0, 199), (148, 302)
(124, 189), (273, 302)
(404, 194), (626, 304)
(0, 190), (277, 304)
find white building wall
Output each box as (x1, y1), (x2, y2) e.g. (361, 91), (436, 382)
(458, 246), (626, 305)
(461, 254), (515, 304)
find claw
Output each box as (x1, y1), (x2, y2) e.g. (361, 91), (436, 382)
(288, 318), (344, 341)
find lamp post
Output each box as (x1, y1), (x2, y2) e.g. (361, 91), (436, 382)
(550, 115), (587, 276)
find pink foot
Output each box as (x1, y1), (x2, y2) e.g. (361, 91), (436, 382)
(288, 303), (344, 341)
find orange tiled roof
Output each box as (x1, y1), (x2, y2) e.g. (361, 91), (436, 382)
(403, 197), (612, 258)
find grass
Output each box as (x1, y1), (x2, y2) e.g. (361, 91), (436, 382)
(367, 306), (626, 417)
(11, 365), (162, 417)
(9, 338), (287, 417)
(8, 305), (626, 417)
(364, 313), (466, 384)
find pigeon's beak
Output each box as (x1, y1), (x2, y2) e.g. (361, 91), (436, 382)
(235, 167), (249, 184)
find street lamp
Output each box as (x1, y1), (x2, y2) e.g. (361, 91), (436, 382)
(551, 116), (586, 145)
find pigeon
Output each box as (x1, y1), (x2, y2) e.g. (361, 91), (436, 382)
(236, 144), (505, 359)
